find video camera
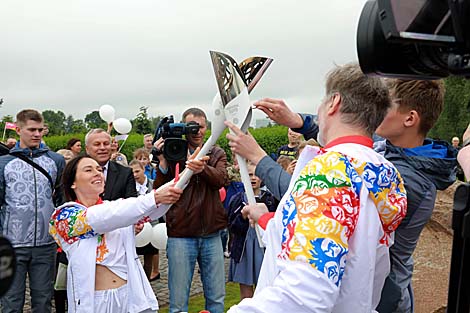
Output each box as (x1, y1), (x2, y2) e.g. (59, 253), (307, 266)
(357, 0), (470, 79)
(151, 115), (201, 164)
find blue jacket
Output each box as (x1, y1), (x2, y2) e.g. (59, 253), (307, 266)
(376, 139), (456, 312)
(223, 181), (244, 209)
(144, 164), (156, 181)
(382, 139), (456, 226)
(0, 142), (65, 247)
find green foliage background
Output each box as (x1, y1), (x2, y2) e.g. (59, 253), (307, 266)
(44, 125), (290, 161)
(429, 77), (470, 141)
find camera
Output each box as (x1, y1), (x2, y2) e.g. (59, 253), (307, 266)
(151, 115), (201, 164)
(357, 0), (470, 79)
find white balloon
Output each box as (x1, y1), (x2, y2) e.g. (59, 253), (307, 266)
(135, 222), (152, 247)
(151, 223), (168, 250)
(99, 105), (115, 123)
(113, 118), (132, 134)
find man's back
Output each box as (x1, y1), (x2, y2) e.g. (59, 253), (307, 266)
(236, 143), (407, 312)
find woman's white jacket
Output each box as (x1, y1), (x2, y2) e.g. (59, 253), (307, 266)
(50, 192), (167, 313)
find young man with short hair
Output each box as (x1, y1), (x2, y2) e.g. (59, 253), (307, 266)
(0, 109), (65, 313)
(375, 79), (457, 313)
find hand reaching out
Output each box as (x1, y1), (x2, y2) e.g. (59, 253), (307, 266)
(253, 98), (303, 129)
(225, 121), (267, 166)
(153, 138), (168, 169)
(185, 146), (209, 174)
(287, 159), (297, 175)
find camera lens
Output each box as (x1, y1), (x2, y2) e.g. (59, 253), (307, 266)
(164, 139), (188, 162)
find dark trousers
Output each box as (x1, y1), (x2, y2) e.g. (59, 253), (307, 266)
(1, 243), (56, 313)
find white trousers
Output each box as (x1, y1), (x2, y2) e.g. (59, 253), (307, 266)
(94, 284), (157, 313)
(94, 284), (128, 313)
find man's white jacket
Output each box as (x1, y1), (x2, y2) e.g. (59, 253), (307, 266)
(229, 142), (407, 313)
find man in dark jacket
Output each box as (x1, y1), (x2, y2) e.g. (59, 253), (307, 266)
(0, 109), (65, 313)
(154, 107), (228, 313)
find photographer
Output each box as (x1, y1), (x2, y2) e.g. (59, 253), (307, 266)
(153, 107), (228, 313)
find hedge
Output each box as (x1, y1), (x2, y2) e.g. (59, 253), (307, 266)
(44, 125), (291, 163)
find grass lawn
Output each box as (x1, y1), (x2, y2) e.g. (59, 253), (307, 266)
(158, 282), (241, 313)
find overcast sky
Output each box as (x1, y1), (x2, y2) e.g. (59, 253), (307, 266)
(1, 0), (368, 125)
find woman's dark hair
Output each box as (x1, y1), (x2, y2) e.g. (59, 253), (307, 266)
(66, 138), (81, 150)
(62, 155), (92, 201)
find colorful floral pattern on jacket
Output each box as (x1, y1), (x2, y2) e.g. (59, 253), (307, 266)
(50, 204), (109, 262)
(278, 150), (407, 287)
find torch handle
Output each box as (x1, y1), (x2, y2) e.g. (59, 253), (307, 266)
(234, 147), (265, 248)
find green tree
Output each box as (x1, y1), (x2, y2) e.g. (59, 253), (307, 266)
(42, 110), (66, 135)
(1, 115), (13, 123)
(85, 111), (107, 130)
(132, 106), (152, 134)
(71, 119), (88, 134)
(65, 115), (74, 133)
(149, 116), (163, 133)
(429, 77), (470, 141)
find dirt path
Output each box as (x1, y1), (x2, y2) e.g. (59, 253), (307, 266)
(412, 182), (458, 313)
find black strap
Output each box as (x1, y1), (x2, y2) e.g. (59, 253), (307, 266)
(0, 143), (55, 190)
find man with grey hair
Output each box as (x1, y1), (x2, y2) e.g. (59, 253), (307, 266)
(226, 63), (407, 312)
(143, 133), (154, 153)
(85, 128), (137, 200)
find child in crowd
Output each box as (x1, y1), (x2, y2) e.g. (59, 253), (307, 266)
(223, 156), (244, 257)
(133, 148), (156, 180)
(227, 163), (278, 300)
(284, 138), (321, 174)
(276, 155), (293, 173)
(130, 160), (162, 281)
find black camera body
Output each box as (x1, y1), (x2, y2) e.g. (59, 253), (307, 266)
(357, 0), (470, 79)
(151, 115), (201, 164)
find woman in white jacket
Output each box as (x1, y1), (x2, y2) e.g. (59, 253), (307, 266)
(49, 155), (183, 313)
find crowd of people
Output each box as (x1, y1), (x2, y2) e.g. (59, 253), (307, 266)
(0, 62), (466, 312)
